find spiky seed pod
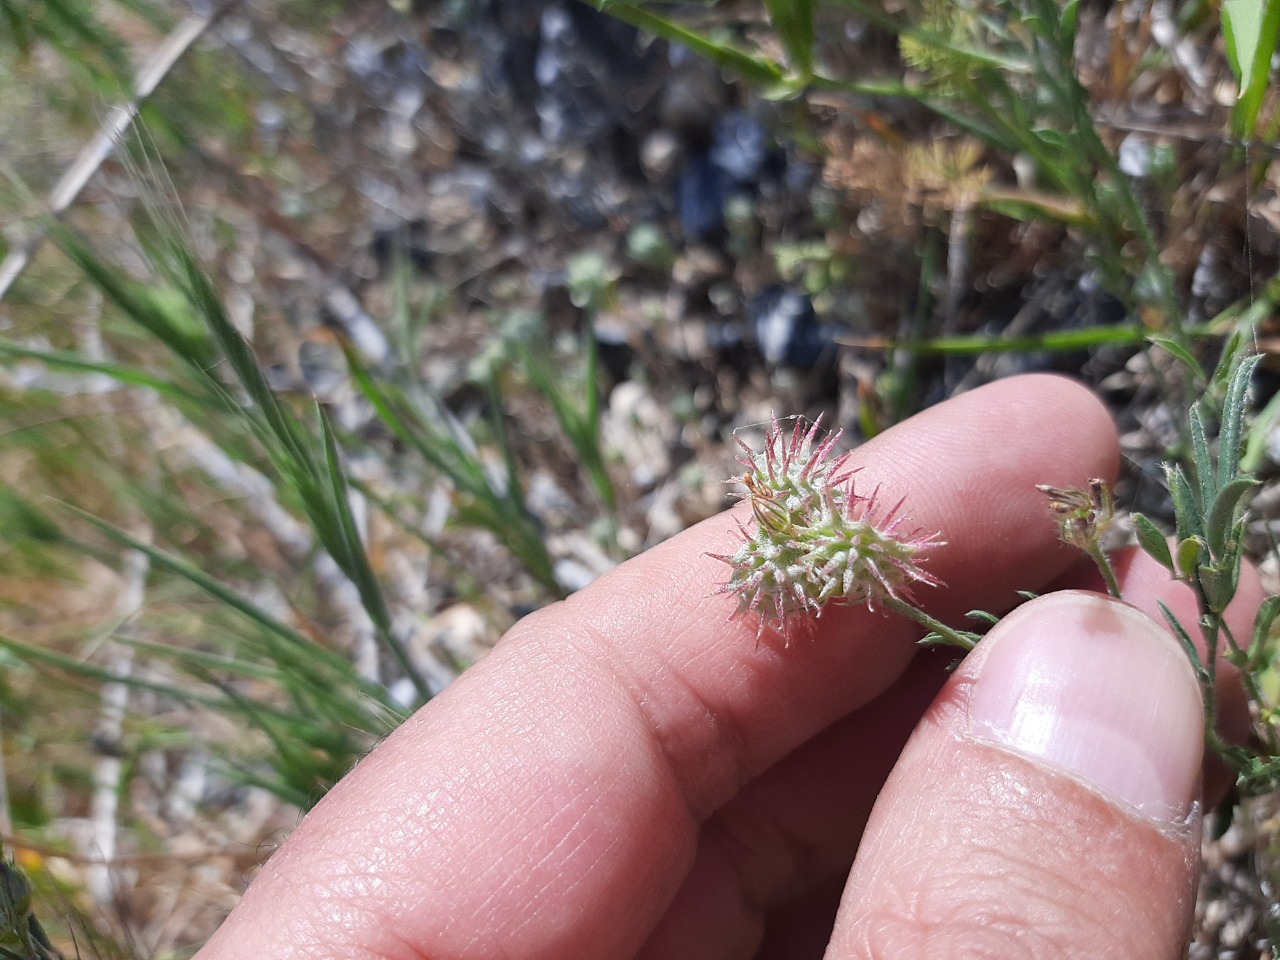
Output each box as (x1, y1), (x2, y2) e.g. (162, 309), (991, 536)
(710, 415), (943, 638)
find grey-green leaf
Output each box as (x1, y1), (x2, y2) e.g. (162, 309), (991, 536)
(1205, 476), (1259, 558)
(1188, 402), (1214, 510)
(1218, 353), (1262, 489)
(1132, 512), (1174, 572)
(1159, 600), (1207, 680)
(1165, 463), (1204, 541)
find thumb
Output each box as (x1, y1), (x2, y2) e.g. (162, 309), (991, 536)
(828, 591), (1204, 960)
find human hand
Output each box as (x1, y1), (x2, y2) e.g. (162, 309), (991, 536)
(193, 374), (1262, 960)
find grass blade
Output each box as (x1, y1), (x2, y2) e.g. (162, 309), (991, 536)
(316, 409), (431, 702)
(61, 504), (396, 705)
(839, 322), (1216, 356)
(1148, 336), (1207, 384)
(1223, 0), (1280, 140)
(593, 2), (787, 89)
(764, 0), (815, 77)
(346, 348), (562, 593)
(0, 339), (217, 408)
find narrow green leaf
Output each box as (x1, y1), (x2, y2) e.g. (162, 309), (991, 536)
(842, 322), (1221, 357)
(1147, 336), (1207, 383)
(1205, 476), (1259, 557)
(909, 95), (1022, 154)
(318, 411), (388, 628)
(1158, 600), (1207, 680)
(593, 2), (786, 88)
(315, 409), (433, 703)
(1059, 0), (1080, 42)
(345, 346), (561, 592)
(764, 0), (816, 77)
(482, 372), (528, 527)
(520, 338), (616, 514)
(584, 314), (602, 439)
(0, 633), (221, 709)
(1131, 513), (1174, 572)
(117, 634), (282, 682)
(0, 0), (33, 54)
(0, 339), (209, 405)
(1188, 403), (1214, 509)
(168, 245), (314, 471)
(1223, 0), (1280, 139)
(1218, 353), (1262, 489)
(61, 504), (389, 698)
(1214, 331), (1247, 388)
(1165, 464), (1203, 541)
(980, 194), (1095, 228)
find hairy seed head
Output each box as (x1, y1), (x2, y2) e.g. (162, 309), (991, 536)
(1036, 478), (1114, 552)
(710, 415), (942, 639)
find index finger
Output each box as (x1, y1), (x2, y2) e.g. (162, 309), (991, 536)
(197, 374), (1119, 960)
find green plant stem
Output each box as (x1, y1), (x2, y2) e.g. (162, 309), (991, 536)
(1221, 617), (1280, 758)
(840, 322), (1220, 357)
(883, 596), (980, 650)
(1199, 608), (1228, 765)
(1086, 544), (1122, 599)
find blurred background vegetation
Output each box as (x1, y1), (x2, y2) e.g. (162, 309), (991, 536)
(0, 0), (1278, 955)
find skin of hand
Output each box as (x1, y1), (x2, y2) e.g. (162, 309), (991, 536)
(193, 374), (1264, 960)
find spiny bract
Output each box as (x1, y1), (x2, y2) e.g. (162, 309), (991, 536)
(710, 415), (942, 637)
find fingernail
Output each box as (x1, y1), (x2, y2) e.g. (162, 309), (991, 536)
(965, 591), (1203, 823)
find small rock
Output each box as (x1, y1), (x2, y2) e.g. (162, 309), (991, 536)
(749, 285), (836, 369)
(602, 380), (677, 489)
(678, 150), (728, 242)
(710, 111), (769, 183)
(641, 129), (680, 181)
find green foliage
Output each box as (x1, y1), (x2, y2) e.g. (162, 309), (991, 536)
(0, 851), (60, 960)
(592, 2), (790, 92)
(0, 0), (131, 84)
(519, 329), (618, 518)
(1133, 350), (1278, 795)
(344, 349), (564, 595)
(1223, 0), (1280, 140)
(763, 0), (816, 78)
(0, 503), (403, 808)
